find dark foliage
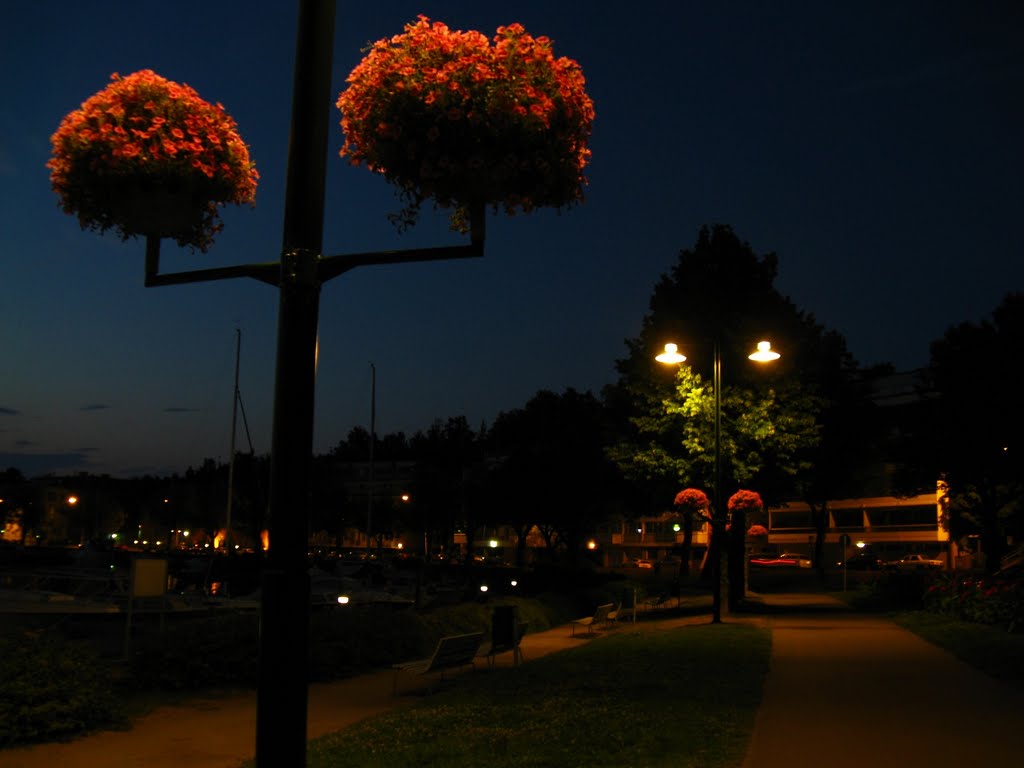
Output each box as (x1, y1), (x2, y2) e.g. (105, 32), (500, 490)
(0, 628), (119, 747)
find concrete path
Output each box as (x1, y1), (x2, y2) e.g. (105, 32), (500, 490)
(741, 593), (1024, 768)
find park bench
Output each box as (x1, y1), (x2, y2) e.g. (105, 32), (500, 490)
(639, 592), (678, 613)
(392, 631), (484, 695)
(570, 603), (613, 636)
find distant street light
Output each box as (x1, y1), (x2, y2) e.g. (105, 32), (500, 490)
(655, 339), (780, 623)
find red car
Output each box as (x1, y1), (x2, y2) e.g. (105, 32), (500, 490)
(749, 552), (812, 568)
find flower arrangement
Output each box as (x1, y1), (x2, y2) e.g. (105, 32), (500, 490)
(728, 490), (764, 514)
(674, 488), (711, 518)
(336, 16), (594, 231)
(48, 70), (258, 251)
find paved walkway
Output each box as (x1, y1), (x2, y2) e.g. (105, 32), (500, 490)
(741, 593), (1024, 768)
(2, 594), (1022, 767)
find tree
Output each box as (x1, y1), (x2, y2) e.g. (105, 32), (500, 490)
(488, 389), (629, 563)
(409, 417), (484, 558)
(904, 293), (1024, 571)
(613, 225), (825, 489)
(619, 364), (819, 496)
(611, 224), (872, 571)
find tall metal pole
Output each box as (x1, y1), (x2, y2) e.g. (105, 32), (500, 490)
(225, 327), (241, 549)
(367, 361), (375, 552)
(711, 338), (723, 624)
(125, 1), (483, 761)
(255, 1), (334, 765)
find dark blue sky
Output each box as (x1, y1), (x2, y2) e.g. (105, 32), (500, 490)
(2, 1), (1021, 477)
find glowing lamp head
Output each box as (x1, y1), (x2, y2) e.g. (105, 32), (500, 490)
(655, 343), (686, 364)
(748, 341), (780, 363)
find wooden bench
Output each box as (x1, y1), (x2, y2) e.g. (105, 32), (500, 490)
(392, 631), (484, 695)
(570, 603), (613, 636)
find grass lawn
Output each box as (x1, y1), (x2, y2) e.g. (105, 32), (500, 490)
(892, 610), (1024, 691)
(305, 623), (771, 768)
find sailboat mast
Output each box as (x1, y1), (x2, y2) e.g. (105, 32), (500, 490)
(367, 361), (375, 553)
(226, 328), (241, 548)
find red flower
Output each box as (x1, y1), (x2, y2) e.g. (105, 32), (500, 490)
(728, 490), (764, 513)
(48, 70), (258, 251)
(674, 488), (710, 513)
(337, 16), (594, 231)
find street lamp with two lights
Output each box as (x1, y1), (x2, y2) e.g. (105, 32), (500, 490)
(655, 339), (780, 622)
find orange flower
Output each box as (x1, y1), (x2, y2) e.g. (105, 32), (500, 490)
(336, 16), (593, 232)
(48, 69), (258, 251)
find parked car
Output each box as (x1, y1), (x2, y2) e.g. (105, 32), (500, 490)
(749, 552), (812, 568)
(621, 558), (654, 569)
(891, 553), (944, 570)
(842, 552), (885, 570)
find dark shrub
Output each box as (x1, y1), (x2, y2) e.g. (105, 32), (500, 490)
(0, 628), (119, 747)
(310, 606), (426, 679)
(127, 611), (260, 690)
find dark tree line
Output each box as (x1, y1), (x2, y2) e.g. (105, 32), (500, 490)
(7, 228), (1022, 575)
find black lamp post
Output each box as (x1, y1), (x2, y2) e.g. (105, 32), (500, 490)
(656, 339), (779, 623)
(138, 2), (485, 764)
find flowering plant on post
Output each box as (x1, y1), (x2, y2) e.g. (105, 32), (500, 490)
(336, 16), (594, 232)
(674, 488), (711, 521)
(673, 488), (711, 577)
(48, 70), (258, 251)
(727, 489), (764, 608)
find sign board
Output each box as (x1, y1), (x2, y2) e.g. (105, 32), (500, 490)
(131, 558), (168, 598)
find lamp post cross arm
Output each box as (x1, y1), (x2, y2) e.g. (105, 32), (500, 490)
(143, 219), (484, 289)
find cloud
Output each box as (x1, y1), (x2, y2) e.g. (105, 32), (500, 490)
(81, 403), (110, 411)
(0, 451), (95, 477)
(0, 407), (19, 416)
(14, 440), (33, 448)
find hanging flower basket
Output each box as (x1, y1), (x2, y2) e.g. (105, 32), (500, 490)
(336, 16), (594, 231)
(48, 70), (258, 251)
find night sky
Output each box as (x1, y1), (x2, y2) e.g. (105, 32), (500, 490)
(2, 1), (1021, 478)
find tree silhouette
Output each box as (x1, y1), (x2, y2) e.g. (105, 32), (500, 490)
(905, 292), (1024, 571)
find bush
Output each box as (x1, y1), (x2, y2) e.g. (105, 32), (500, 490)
(127, 611), (260, 690)
(310, 607), (427, 679)
(924, 572), (1024, 631)
(845, 571), (933, 612)
(0, 628), (120, 747)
